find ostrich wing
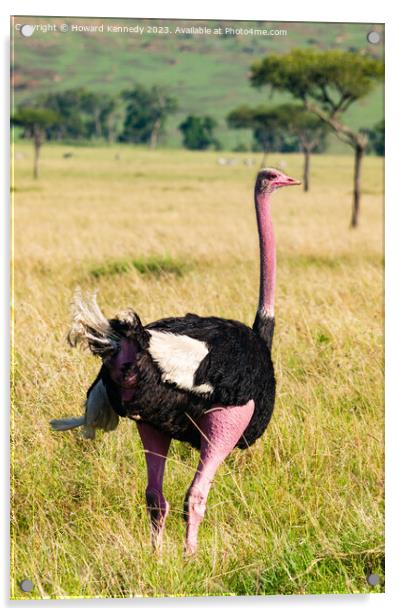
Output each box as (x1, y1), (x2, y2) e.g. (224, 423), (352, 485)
(147, 328), (213, 395)
(145, 313), (267, 404)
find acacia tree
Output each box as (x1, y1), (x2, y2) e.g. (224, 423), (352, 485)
(227, 104), (326, 187)
(251, 49), (384, 227)
(227, 105), (296, 165)
(275, 104), (328, 191)
(12, 107), (61, 179)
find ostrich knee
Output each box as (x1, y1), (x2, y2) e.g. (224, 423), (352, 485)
(184, 486), (207, 524)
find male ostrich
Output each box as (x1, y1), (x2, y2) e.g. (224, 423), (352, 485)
(51, 168), (300, 555)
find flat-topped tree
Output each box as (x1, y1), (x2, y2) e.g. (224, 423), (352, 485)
(227, 105), (295, 165)
(273, 103), (328, 192)
(251, 49), (384, 227)
(227, 104), (327, 189)
(12, 107), (61, 179)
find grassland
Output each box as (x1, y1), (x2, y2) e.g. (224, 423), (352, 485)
(11, 144), (384, 599)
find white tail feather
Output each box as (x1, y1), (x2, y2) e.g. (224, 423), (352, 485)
(50, 381), (120, 440)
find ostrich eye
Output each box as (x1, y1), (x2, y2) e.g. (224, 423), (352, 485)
(266, 172), (277, 180)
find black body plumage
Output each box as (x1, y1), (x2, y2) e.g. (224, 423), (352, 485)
(89, 311), (276, 450)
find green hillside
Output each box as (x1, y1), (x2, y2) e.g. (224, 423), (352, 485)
(11, 17), (384, 150)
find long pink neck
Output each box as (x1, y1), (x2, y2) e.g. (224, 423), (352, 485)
(255, 191), (276, 318)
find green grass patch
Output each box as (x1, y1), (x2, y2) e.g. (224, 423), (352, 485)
(90, 254), (192, 279)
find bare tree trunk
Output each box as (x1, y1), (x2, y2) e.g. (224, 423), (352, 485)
(260, 148), (268, 168)
(94, 108), (102, 139)
(303, 147), (311, 192)
(107, 116), (114, 143)
(350, 143), (364, 228)
(150, 118), (161, 149)
(33, 131), (42, 179)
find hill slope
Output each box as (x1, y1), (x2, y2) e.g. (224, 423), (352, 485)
(11, 17), (384, 150)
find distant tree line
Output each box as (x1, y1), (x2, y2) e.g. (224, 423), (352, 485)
(363, 119), (384, 157)
(12, 80), (383, 157)
(12, 85), (221, 152)
(12, 51), (383, 211)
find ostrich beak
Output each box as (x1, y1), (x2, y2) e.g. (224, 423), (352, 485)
(274, 174), (301, 188)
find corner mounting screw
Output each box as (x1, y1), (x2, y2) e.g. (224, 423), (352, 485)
(367, 31), (381, 45)
(19, 579), (33, 592)
(367, 573), (382, 587)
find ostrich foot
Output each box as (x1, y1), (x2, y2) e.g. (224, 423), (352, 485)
(184, 486), (206, 556)
(146, 488), (170, 552)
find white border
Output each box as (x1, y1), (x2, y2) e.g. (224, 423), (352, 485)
(3, 1), (390, 22)
(2, 1), (399, 614)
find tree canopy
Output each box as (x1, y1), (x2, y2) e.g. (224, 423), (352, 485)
(120, 84), (178, 147)
(179, 115), (220, 150)
(227, 105), (293, 152)
(227, 103), (327, 154)
(250, 49), (384, 147)
(36, 88), (116, 141)
(272, 103), (328, 150)
(12, 107), (61, 133)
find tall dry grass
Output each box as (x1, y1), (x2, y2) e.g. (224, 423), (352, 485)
(11, 144), (384, 598)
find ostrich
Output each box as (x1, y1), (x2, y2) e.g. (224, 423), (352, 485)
(51, 168), (300, 555)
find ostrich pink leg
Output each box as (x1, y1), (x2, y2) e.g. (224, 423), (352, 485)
(136, 421), (171, 551)
(184, 400), (254, 555)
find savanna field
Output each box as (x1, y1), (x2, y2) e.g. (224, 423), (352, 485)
(11, 144), (384, 599)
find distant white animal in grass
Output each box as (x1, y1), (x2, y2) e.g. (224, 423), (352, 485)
(217, 158), (237, 166)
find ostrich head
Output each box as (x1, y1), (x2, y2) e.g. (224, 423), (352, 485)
(255, 168), (301, 195)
